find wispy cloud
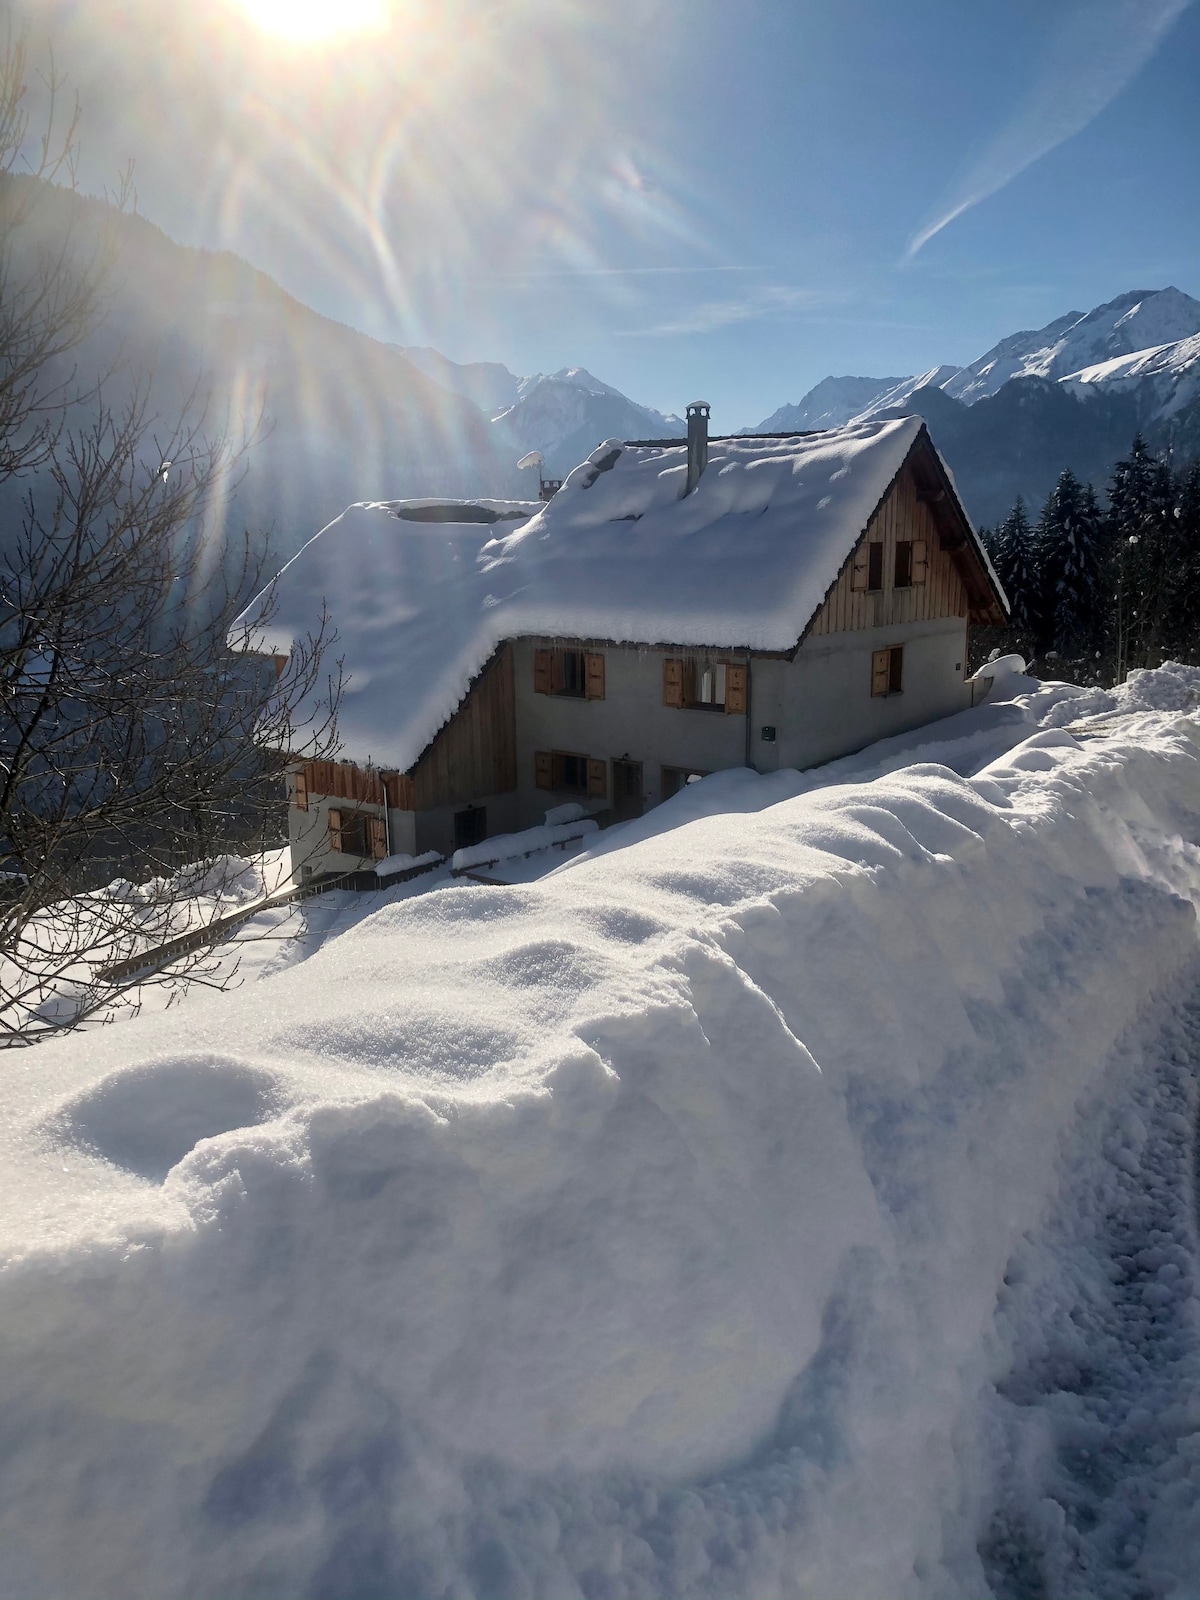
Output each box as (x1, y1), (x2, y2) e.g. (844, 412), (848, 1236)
(620, 285), (848, 338)
(907, 0), (1194, 258)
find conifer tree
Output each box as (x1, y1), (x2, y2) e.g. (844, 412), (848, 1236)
(994, 497), (1040, 648)
(1105, 435), (1179, 675)
(1037, 469), (1103, 659)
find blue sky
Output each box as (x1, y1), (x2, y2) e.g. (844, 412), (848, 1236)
(23, 0), (1200, 426)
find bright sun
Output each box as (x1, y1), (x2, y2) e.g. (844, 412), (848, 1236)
(238, 0), (388, 42)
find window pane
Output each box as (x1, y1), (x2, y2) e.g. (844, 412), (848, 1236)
(868, 542), (884, 591)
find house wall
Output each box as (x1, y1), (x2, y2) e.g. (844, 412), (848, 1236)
(751, 615), (970, 774)
(810, 461), (970, 636)
(506, 617), (969, 827)
(410, 644), (517, 812)
(286, 773), (395, 881)
(511, 638), (749, 822)
(413, 790), (524, 859)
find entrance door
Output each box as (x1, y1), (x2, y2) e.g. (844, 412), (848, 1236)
(453, 805), (487, 850)
(611, 759), (643, 820)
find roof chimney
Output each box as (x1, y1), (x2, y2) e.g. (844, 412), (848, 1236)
(685, 401), (710, 496)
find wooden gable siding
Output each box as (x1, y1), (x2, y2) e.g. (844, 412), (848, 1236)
(299, 760), (414, 811)
(411, 643), (517, 811)
(810, 462), (968, 637)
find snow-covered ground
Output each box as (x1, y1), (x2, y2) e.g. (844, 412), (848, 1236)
(3, 664), (1200, 1598)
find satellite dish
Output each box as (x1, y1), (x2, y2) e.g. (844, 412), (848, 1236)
(516, 451), (544, 471)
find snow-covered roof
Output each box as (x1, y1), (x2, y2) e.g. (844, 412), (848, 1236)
(236, 416), (953, 772)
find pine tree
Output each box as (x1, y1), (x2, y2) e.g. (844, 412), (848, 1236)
(1105, 435), (1179, 675)
(1036, 469), (1103, 659)
(995, 497), (1040, 648)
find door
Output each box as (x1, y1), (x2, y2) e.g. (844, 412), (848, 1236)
(611, 759), (643, 820)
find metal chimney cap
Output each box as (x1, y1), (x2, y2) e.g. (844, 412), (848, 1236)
(685, 400), (711, 414)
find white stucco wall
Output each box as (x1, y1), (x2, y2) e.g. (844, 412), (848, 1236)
(509, 620), (969, 825)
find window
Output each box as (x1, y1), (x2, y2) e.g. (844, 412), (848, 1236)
(454, 806), (488, 850)
(661, 765), (708, 800)
(662, 658), (747, 713)
(535, 751), (607, 797)
(326, 809), (386, 858)
(871, 645), (904, 697)
(534, 648), (605, 699)
(328, 808), (366, 855)
(867, 541), (884, 592)
(894, 540), (913, 589)
(894, 539), (928, 588)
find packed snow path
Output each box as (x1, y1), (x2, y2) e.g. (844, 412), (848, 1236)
(3, 666), (1200, 1598)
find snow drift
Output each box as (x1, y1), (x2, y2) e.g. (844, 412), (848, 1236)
(3, 671), (1200, 1597)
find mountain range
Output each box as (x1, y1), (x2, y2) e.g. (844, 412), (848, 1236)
(754, 288), (1200, 523)
(4, 179), (1198, 570)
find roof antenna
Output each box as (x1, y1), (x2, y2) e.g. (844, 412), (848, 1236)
(517, 450), (562, 503)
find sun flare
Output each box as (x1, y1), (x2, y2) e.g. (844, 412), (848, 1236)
(237, 0), (388, 42)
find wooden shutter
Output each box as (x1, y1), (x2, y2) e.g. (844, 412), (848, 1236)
(871, 650), (890, 697)
(534, 751), (553, 790)
(663, 658), (684, 708)
(585, 652), (606, 700)
(724, 663), (748, 714)
(912, 539), (929, 584)
(293, 769), (308, 812)
(534, 649), (553, 694)
(327, 808), (344, 851)
(850, 542), (869, 591)
(587, 758), (607, 798)
(367, 816), (387, 860)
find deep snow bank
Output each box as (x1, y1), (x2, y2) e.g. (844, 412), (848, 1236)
(3, 678), (1200, 1597)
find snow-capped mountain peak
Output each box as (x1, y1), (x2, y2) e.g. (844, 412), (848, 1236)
(941, 287), (1200, 405)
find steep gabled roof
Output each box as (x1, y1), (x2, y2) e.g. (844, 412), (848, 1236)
(235, 416), (1002, 773)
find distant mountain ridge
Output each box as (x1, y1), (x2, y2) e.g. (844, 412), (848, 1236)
(6, 176), (1198, 558)
(399, 353), (684, 476)
(750, 288), (1200, 523)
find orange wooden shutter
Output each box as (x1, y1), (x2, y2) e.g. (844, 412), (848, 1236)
(534, 751), (553, 790)
(850, 541), (869, 591)
(587, 758), (607, 798)
(725, 663), (747, 715)
(912, 539), (928, 584)
(585, 652), (606, 700)
(368, 816), (387, 860)
(293, 769), (308, 812)
(534, 649), (553, 694)
(663, 658), (684, 707)
(871, 649), (890, 697)
(327, 808), (344, 850)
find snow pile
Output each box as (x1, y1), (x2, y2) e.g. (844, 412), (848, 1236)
(373, 850), (443, 879)
(450, 815), (599, 872)
(235, 417), (931, 770)
(0, 850), (292, 1036)
(4, 671), (1200, 1596)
